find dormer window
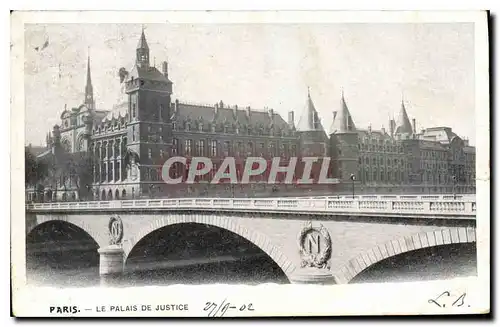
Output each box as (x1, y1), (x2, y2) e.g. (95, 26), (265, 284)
(198, 123), (203, 132)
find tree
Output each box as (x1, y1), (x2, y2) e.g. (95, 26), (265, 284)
(25, 148), (48, 187)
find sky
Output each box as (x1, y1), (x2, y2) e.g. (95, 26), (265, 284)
(24, 22), (476, 146)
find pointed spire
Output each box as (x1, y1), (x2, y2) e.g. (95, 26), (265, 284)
(330, 90), (356, 134)
(395, 97), (413, 135)
(137, 26), (149, 50)
(84, 47), (94, 109)
(297, 88), (325, 132)
(136, 26), (150, 68)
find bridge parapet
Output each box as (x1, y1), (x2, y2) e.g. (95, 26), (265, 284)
(26, 196), (476, 219)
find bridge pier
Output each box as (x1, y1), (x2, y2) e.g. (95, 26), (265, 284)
(289, 267), (337, 285)
(98, 245), (124, 287)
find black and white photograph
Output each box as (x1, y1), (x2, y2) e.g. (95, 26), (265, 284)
(11, 10), (490, 317)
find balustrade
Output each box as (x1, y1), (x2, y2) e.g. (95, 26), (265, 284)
(26, 196), (476, 217)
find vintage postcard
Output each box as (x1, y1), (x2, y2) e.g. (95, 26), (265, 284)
(11, 10), (490, 317)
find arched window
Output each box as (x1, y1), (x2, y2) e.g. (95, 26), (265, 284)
(108, 189), (113, 200)
(115, 189), (120, 199)
(101, 189), (106, 200)
(122, 189), (126, 199)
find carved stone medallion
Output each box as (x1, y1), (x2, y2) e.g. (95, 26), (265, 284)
(108, 215), (124, 245)
(297, 221), (332, 269)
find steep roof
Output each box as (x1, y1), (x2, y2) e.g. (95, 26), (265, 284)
(172, 101), (291, 133)
(419, 127), (458, 145)
(137, 29), (149, 50)
(330, 93), (356, 134)
(395, 100), (413, 135)
(357, 128), (391, 140)
(296, 90), (325, 132)
(127, 65), (171, 83)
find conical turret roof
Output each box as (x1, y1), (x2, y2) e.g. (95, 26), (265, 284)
(330, 92), (356, 134)
(296, 89), (325, 132)
(137, 28), (149, 50)
(395, 99), (413, 135)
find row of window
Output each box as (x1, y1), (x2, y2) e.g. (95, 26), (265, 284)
(171, 120), (293, 137)
(170, 139), (298, 158)
(421, 150), (448, 160)
(358, 157), (408, 167)
(91, 138), (128, 159)
(358, 143), (404, 153)
(93, 161), (126, 183)
(350, 170), (474, 184)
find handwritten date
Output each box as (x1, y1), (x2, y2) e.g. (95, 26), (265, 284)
(428, 291), (469, 308)
(204, 299), (254, 317)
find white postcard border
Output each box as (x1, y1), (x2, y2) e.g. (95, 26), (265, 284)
(10, 10), (490, 317)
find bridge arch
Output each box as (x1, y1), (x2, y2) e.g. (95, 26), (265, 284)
(123, 214), (297, 279)
(335, 226), (477, 284)
(26, 216), (108, 249)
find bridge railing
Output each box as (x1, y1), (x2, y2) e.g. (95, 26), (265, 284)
(294, 194), (475, 201)
(26, 196), (476, 216)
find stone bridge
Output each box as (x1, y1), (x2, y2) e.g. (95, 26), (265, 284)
(25, 194), (477, 285)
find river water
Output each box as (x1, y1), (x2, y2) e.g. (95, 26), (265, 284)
(26, 243), (477, 288)
(26, 252), (290, 288)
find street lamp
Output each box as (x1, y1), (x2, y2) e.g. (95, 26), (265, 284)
(350, 173), (356, 198)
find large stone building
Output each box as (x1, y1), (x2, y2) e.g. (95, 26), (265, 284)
(25, 30), (475, 202)
(329, 94), (476, 194)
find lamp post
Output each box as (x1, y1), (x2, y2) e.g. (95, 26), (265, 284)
(350, 173), (356, 199)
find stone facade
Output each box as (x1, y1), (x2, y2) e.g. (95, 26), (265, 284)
(26, 209), (476, 284)
(330, 97), (476, 195)
(26, 29), (475, 202)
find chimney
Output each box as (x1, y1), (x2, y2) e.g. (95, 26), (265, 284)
(246, 106), (251, 118)
(412, 118), (416, 135)
(288, 111), (295, 126)
(52, 125), (61, 145)
(381, 127), (386, 135)
(161, 61), (168, 78)
(389, 119), (395, 137)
